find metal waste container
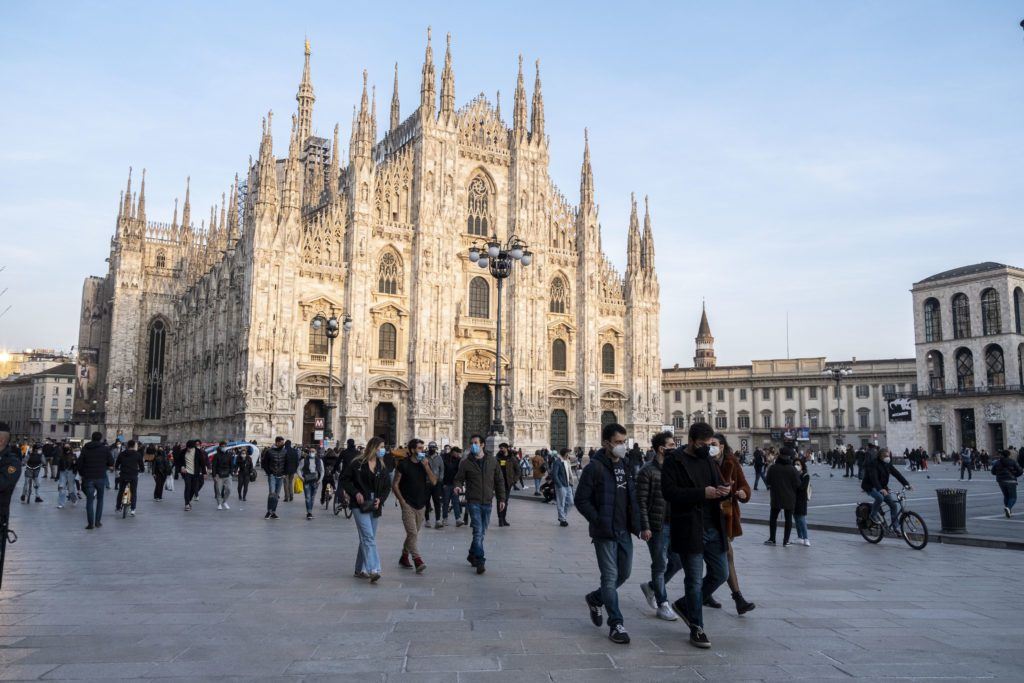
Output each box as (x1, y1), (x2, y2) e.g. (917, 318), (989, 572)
(936, 488), (967, 533)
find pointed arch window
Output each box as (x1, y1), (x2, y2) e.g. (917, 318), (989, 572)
(378, 251), (401, 294)
(601, 343), (615, 375)
(466, 176), (490, 236)
(144, 319), (166, 420)
(378, 323), (397, 360)
(985, 344), (1005, 388)
(468, 277), (490, 318)
(955, 347), (974, 390)
(550, 277), (568, 314)
(952, 293), (971, 339)
(923, 298), (941, 342)
(552, 339), (567, 372)
(155, 250), (166, 269)
(981, 288), (1001, 335)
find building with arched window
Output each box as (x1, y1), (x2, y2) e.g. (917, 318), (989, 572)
(76, 31), (662, 448)
(910, 262), (1024, 455)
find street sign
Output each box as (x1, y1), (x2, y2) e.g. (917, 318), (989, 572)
(314, 418), (325, 429)
(314, 429), (324, 441)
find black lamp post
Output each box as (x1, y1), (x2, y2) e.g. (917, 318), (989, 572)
(821, 364), (852, 446)
(467, 234), (532, 452)
(108, 377), (134, 440)
(311, 311), (353, 444)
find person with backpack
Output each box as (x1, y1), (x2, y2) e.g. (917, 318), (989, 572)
(298, 448), (324, 520)
(235, 449), (254, 502)
(150, 446), (170, 501)
(992, 449), (1023, 518)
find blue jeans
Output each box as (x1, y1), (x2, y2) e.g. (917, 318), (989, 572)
(681, 527), (729, 629)
(83, 478), (106, 526)
(753, 466), (765, 489)
(555, 485), (574, 522)
(795, 514), (809, 540)
(646, 523), (683, 605)
(58, 470), (78, 506)
(442, 484), (462, 520)
(868, 489), (898, 522)
(353, 508), (381, 574)
(266, 474), (283, 512)
(999, 481), (1017, 511)
(303, 481), (318, 513)
(533, 478), (542, 493)
(467, 503), (492, 564)
(587, 531), (633, 627)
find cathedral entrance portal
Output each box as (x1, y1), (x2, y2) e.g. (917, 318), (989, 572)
(550, 410), (569, 453)
(373, 403), (397, 447)
(302, 400), (326, 446)
(462, 383), (491, 448)
(601, 411), (618, 429)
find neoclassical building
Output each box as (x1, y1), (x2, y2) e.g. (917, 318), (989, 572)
(76, 32), (663, 449)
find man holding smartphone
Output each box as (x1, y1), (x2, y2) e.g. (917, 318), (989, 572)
(660, 422), (732, 650)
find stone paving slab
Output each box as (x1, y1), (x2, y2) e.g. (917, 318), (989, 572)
(0, 474), (1021, 680)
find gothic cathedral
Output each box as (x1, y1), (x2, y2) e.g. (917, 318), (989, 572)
(77, 31), (663, 449)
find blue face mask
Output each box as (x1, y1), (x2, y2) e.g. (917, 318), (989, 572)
(416, 451), (426, 461)
(470, 444), (481, 455)
(377, 447), (386, 458)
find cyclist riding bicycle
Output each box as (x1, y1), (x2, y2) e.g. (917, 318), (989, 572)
(861, 447), (911, 528)
(21, 445), (45, 503)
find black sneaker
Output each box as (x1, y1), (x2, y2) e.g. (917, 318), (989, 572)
(265, 512), (271, 519)
(306, 512), (313, 520)
(703, 594), (722, 609)
(672, 598), (692, 627)
(84, 524), (94, 530)
(559, 520), (569, 527)
(585, 595), (604, 627)
(476, 563), (486, 575)
(689, 626), (711, 649)
(467, 553), (478, 567)
(270, 513), (279, 519)
(608, 624), (630, 644)
(95, 522), (102, 528)
(763, 539), (776, 546)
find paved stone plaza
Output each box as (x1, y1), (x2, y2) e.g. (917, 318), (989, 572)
(1, 474), (1022, 681)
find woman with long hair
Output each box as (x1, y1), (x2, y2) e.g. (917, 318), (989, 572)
(706, 433), (755, 615)
(340, 436), (392, 582)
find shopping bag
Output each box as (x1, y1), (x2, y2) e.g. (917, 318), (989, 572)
(293, 476), (304, 495)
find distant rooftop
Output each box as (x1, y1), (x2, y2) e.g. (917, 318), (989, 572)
(917, 262), (1019, 285)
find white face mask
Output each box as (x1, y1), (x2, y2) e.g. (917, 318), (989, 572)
(611, 444), (627, 460)
(882, 457), (891, 464)
(708, 445), (721, 458)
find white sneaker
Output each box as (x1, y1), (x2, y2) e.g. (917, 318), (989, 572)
(656, 602), (678, 621)
(223, 503), (230, 510)
(640, 582), (658, 610)
(803, 539), (811, 546)
(57, 505), (63, 509)
(217, 503), (223, 510)
(129, 510), (135, 517)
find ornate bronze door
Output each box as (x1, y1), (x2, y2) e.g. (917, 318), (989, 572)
(462, 383), (491, 447)
(550, 409), (568, 452)
(373, 402), (397, 447)
(303, 400), (326, 446)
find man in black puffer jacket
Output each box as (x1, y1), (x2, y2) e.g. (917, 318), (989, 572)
(114, 440), (144, 516)
(862, 447), (911, 527)
(262, 437), (287, 519)
(636, 431), (681, 621)
(211, 442), (234, 511)
(78, 432), (114, 530)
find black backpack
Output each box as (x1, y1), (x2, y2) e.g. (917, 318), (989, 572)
(26, 450), (43, 468)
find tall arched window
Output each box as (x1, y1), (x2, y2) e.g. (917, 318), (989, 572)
(927, 350), (945, 392)
(466, 176), (489, 236)
(551, 339), (567, 372)
(955, 347), (974, 390)
(309, 319), (328, 355)
(144, 319), (166, 420)
(985, 344), (1005, 388)
(155, 250), (166, 269)
(468, 277), (489, 318)
(601, 343), (615, 375)
(550, 277), (568, 314)
(952, 293), (971, 339)
(981, 288), (1001, 335)
(923, 298), (941, 342)
(1014, 287), (1024, 334)
(378, 323), (397, 360)
(378, 251), (400, 294)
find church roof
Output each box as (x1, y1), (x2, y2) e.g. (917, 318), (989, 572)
(917, 262), (1017, 284)
(697, 304), (712, 338)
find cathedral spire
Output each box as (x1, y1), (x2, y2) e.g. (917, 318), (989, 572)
(296, 38), (315, 146)
(227, 175), (239, 240)
(282, 114), (302, 210)
(440, 32), (455, 119)
(390, 62), (400, 131)
(513, 54), (527, 138)
(219, 192), (227, 246)
(351, 70), (373, 160)
(171, 197), (179, 232)
(642, 195), (655, 273)
(122, 167), (133, 220)
(627, 192), (642, 275)
(328, 123), (340, 199)
(371, 83), (377, 143)
(580, 128), (594, 211)
(495, 90), (501, 121)
(420, 26), (436, 118)
(530, 59), (545, 141)
(256, 111), (278, 211)
(694, 302), (717, 369)
(137, 168), (146, 224)
(181, 176), (192, 232)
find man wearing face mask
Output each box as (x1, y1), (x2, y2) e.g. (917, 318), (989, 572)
(441, 446), (464, 527)
(454, 434), (507, 574)
(392, 438), (437, 572)
(424, 442), (445, 529)
(862, 447), (911, 528)
(660, 422), (732, 650)
(575, 423), (642, 645)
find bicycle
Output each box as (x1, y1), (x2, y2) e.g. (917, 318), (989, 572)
(21, 466), (42, 504)
(335, 488), (352, 518)
(121, 483), (132, 519)
(855, 488), (929, 550)
(322, 479), (335, 511)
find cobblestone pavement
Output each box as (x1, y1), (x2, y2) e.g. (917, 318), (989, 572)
(1, 474), (1022, 681)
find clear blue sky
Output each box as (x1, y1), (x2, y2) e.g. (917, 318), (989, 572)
(1, 1), (1022, 366)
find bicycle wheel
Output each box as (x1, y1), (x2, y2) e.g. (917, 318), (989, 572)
(900, 511), (929, 550)
(333, 495), (343, 516)
(343, 503), (353, 519)
(858, 517), (884, 544)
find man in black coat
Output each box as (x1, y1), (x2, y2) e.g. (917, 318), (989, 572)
(283, 440), (300, 502)
(114, 440), (144, 516)
(78, 432), (114, 530)
(862, 447), (910, 527)
(574, 423), (642, 646)
(752, 448), (766, 490)
(764, 446), (800, 545)
(660, 421), (732, 650)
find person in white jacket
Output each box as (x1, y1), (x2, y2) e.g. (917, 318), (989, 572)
(298, 448), (324, 520)
(551, 448), (576, 527)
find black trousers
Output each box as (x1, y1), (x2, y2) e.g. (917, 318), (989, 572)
(116, 477), (138, 511)
(424, 483), (443, 521)
(183, 474), (202, 504)
(845, 463), (854, 476)
(769, 506), (793, 544)
(153, 474), (166, 499)
(237, 476), (249, 500)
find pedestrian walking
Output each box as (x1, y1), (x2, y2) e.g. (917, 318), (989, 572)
(441, 446), (464, 527)
(752, 448), (766, 490)
(150, 446), (170, 501)
(454, 434), (507, 574)
(283, 440), (299, 501)
(960, 447), (974, 480)
(56, 445), (78, 508)
(636, 431), (681, 622)
(340, 437), (392, 582)
(705, 433), (755, 614)
(262, 437), (287, 519)
(575, 422), (642, 645)
(235, 449), (254, 502)
(78, 432), (114, 530)
(496, 443), (516, 525)
(551, 447), (576, 527)
(661, 421), (731, 650)
(764, 446), (800, 546)
(115, 440), (144, 516)
(298, 447), (324, 519)
(174, 440), (207, 512)
(211, 442), (234, 510)
(392, 438), (436, 573)
(793, 457), (811, 546)
(992, 449), (1023, 518)
(530, 450), (547, 495)
(423, 442), (444, 528)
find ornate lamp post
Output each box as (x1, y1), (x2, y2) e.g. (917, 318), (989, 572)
(821, 364), (852, 447)
(311, 311), (353, 445)
(467, 234), (532, 452)
(108, 377), (134, 439)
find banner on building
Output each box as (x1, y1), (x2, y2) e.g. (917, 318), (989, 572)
(887, 398), (912, 422)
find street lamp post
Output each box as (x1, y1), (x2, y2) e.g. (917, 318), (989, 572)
(108, 377), (134, 439)
(311, 310), (353, 445)
(467, 234), (533, 453)
(821, 364), (852, 447)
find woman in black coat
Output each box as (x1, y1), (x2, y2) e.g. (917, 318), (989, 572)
(764, 446), (800, 546)
(793, 458), (811, 546)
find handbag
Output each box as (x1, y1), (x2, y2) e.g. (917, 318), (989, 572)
(249, 470), (257, 483)
(294, 476), (304, 495)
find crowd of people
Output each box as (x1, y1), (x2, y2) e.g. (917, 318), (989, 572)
(3, 420), (1023, 651)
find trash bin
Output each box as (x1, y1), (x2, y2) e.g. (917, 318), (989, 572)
(936, 488), (967, 533)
